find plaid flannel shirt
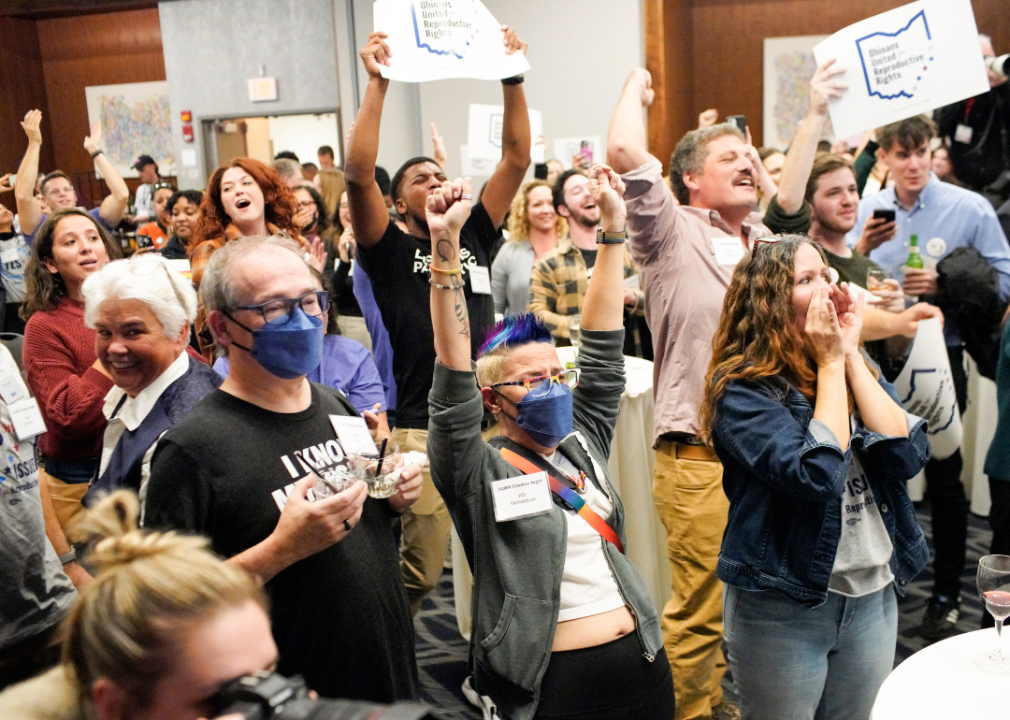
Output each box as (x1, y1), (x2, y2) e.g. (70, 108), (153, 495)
(527, 235), (645, 340)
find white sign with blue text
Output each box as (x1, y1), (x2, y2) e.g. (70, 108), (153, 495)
(813, 0), (988, 139)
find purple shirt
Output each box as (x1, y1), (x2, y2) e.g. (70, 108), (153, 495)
(213, 334), (387, 414)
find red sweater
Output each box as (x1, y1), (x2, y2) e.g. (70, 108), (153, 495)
(24, 298), (114, 460)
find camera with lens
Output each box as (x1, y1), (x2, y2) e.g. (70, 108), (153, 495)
(212, 671), (441, 720)
(985, 54), (1010, 81)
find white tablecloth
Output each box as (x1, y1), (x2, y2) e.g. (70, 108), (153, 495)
(870, 629), (1006, 719)
(451, 352), (669, 639)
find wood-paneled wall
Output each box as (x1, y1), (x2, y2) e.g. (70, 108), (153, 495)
(0, 17), (55, 181)
(37, 8), (165, 193)
(647, 0), (1010, 167)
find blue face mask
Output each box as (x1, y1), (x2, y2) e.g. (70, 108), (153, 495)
(227, 306), (324, 380)
(511, 381), (573, 448)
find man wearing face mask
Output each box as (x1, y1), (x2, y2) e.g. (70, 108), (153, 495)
(143, 236), (424, 704)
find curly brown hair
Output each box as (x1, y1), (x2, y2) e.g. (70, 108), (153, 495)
(700, 235), (836, 444)
(506, 180), (567, 243)
(22, 208), (122, 320)
(191, 157), (297, 251)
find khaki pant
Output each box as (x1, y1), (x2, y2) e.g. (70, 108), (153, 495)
(653, 440), (730, 720)
(392, 427), (452, 616)
(38, 466), (88, 545)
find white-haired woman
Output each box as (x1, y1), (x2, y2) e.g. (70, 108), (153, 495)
(81, 254), (221, 514)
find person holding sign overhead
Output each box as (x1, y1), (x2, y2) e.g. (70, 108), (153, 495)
(345, 27), (531, 615)
(427, 166), (671, 720)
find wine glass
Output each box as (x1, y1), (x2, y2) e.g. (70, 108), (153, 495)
(975, 554), (1010, 674)
(568, 315), (582, 351)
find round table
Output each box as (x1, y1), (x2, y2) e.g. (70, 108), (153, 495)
(450, 350), (671, 639)
(870, 629), (1007, 719)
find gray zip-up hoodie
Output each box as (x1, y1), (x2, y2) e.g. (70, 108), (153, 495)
(427, 327), (663, 720)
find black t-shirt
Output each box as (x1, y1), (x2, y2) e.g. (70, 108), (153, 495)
(144, 384), (418, 703)
(357, 205), (498, 428)
(579, 247), (598, 277)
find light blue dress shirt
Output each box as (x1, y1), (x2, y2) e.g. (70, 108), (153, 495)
(846, 174), (1010, 345)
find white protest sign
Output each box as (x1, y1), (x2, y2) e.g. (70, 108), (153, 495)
(467, 105), (542, 160)
(373, 0), (530, 82)
(460, 144), (496, 177)
(813, 0), (989, 139)
(892, 317), (962, 460)
(554, 137), (602, 170)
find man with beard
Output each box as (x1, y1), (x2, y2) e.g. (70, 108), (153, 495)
(344, 28), (530, 616)
(528, 169), (644, 343)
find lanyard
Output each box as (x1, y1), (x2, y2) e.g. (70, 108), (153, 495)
(498, 446), (624, 554)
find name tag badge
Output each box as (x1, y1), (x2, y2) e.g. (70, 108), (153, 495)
(491, 471), (553, 522)
(0, 247), (19, 265)
(468, 265), (492, 295)
(711, 236), (746, 266)
(954, 124), (973, 144)
(329, 415), (379, 456)
(9, 397), (46, 440)
(926, 237), (947, 258)
(0, 375), (25, 405)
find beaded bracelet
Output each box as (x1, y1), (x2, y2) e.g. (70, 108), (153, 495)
(430, 266), (462, 275)
(429, 279), (465, 290)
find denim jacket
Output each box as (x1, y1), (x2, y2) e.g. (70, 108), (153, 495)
(427, 329), (663, 720)
(712, 373), (930, 608)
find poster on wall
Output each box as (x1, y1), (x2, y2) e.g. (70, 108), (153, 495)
(763, 35), (830, 151)
(466, 104), (543, 161)
(373, 0), (530, 82)
(813, 0), (989, 139)
(85, 81), (175, 178)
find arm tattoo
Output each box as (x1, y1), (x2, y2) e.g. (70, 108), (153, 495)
(453, 286), (470, 339)
(436, 238), (456, 263)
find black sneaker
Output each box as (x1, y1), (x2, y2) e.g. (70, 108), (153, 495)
(918, 597), (960, 640)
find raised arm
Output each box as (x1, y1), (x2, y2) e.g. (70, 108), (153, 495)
(607, 69), (655, 175)
(581, 165), (629, 332)
(15, 110), (44, 237)
(429, 178), (474, 371)
(776, 60), (847, 214)
(344, 32), (395, 248)
(475, 27), (531, 229)
(84, 122), (129, 228)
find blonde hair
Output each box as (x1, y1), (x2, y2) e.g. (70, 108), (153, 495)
(317, 168), (346, 221)
(506, 180), (566, 243)
(64, 491), (265, 714)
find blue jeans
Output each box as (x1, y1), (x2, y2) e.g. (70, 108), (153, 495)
(723, 583), (896, 720)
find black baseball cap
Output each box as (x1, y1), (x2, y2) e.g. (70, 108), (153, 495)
(133, 155), (157, 170)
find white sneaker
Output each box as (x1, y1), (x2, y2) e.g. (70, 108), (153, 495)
(461, 675), (499, 720)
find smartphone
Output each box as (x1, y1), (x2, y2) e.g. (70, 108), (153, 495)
(135, 234), (154, 250)
(873, 209), (896, 223)
(534, 163), (548, 180)
(579, 140), (593, 165)
(726, 115), (747, 134)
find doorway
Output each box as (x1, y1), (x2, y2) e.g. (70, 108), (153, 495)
(201, 112), (342, 177)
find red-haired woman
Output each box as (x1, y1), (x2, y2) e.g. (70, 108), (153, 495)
(189, 158), (325, 356)
(702, 234), (929, 719)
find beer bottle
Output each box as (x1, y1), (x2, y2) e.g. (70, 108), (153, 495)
(905, 234), (924, 269)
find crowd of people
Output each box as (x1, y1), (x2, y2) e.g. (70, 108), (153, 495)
(1, 19), (1009, 720)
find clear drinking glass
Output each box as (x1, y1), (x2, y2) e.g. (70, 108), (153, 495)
(312, 467), (357, 499)
(568, 315), (582, 350)
(866, 267), (888, 293)
(975, 554), (1010, 674)
(349, 448), (404, 499)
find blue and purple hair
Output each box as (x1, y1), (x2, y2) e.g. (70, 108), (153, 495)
(478, 313), (553, 358)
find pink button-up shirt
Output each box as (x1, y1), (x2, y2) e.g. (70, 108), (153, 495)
(623, 158), (768, 446)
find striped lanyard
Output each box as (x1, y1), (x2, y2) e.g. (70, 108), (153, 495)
(498, 446), (624, 554)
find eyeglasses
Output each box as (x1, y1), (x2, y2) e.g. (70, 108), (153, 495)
(296, 200), (317, 210)
(752, 235), (782, 251)
(233, 290), (330, 325)
(491, 368), (581, 392)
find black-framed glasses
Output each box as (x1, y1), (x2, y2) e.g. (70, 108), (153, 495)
(233, 290), (330, 325)
(752, 235), (782, 251)
(491, 369), (581, 392)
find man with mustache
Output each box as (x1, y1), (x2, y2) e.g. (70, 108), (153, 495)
(527, 169), (644, 343)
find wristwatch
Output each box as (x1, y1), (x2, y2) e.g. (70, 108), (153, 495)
(596, 228), (628, 245)
(59, 547), (77, 565)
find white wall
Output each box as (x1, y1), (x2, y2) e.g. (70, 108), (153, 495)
(269, 113), (343, 167)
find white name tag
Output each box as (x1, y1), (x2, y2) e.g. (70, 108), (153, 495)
(10, 397), (46, 440)
(0, 375), (25, 405)
(0, 248), (19, 265)
(468, 265), (492, 295)
(954, 124), (973, 144)
(329, 415), (379, 456)
(711, 236), (746, 266)
(491, 471), (553, 522)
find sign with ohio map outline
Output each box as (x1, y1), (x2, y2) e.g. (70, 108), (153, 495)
(813, 0), (988, 139)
